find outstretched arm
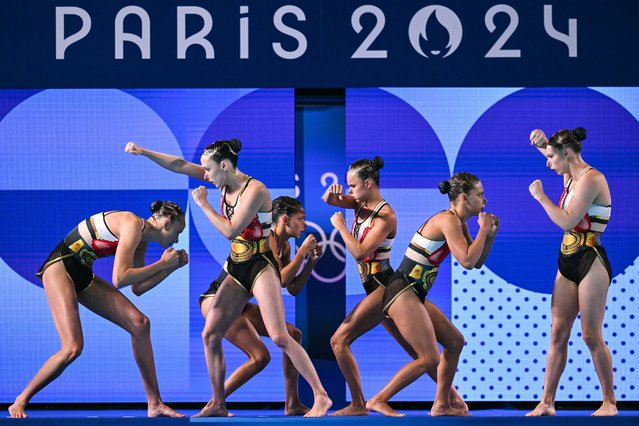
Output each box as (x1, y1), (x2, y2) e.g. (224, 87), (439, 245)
(125, 141), (206, 181)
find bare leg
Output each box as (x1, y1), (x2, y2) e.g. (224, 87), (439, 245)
(9, 262), (84, 419)
(330, 286), (386, 416)
(527, 271), (579, 416)
(78, 277), (184, 417)
(382, 300), (468, 414)
(243, 303), (310, 415)
(195, 277), (252, 417)
(252, 267), (331, 417)
(200, 300), (271, 401)
(368, 291), (467, 416)
(577, 259), (617, 416)
(423, 300), (468, 414)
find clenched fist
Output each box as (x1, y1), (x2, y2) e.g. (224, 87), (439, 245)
(529, 179), (545, 201)
(125, 141), (144, 155)
(191, 186), (209, 207)
(529, 129), (548, 148)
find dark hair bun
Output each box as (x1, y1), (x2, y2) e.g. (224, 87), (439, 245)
(572, 127), (587, 142)
(150, 200), (163, 213)
(229, 138), (242, 153)
(372, 156), (384, 170)
(438, 180), (451, 195)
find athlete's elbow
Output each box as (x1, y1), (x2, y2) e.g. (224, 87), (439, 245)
(287, 286), (301, 297)
(226, 229), (241, 240)
(112, 271), (130, 289)
(560, 221), (576, 232)
(112, 273), (123, 288)
(458, 258), (475, 270)
(353, 252), (369, 262)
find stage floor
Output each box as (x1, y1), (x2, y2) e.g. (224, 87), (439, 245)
(3, 409), (639, 425)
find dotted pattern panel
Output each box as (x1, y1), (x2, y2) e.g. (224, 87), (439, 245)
(453, 259), (638, 401)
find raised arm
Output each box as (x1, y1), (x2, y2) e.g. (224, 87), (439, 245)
(529, 171), (605, 231)
(330, 207), (395, 261)
(125, 141), (206, 180)
(530, 129), (549, 157)
(441, 212), (492, 270)
(191, 181), (270, 240)
(322, 183), (358, 209)
(111, 213), (181, 287)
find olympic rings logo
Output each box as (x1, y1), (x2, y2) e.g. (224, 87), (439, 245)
(296, 171), (347, 283)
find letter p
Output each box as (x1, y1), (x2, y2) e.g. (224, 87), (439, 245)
(56, 7), (91, 60)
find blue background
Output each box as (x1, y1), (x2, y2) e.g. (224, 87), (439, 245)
(1, 87), (637, 403)
(0, 0), (638, 407)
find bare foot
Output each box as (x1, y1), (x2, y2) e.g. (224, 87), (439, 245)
(430, 403), (471, 417)
(285, 401), (310, 416)
(525, 402), (555, 416)
(303, 394), (332, 418)
(366, 399), (405, 417)
(148, 402), (186, 418)
(192, 400), (228, 417)
(8, 401), (28, 419)
(330, 403), (369, 416)
(592, 402), (618, 416)
(449, 388), (469, 414)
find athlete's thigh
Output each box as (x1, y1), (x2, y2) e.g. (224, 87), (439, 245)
(423, 298), (462, 348)
(204, 274), (251, 335)
(243, 302), (299, 339)
(251, 266), (288, 335)
(387, 290), (438, 357)
(334, 286), (385, 341)
(224, 312), (269, 356)
(41, 261), (83, 344)
(381, 318), (416, 359)
(550, 270), (580, 328)
(577, 258), (610, 334)
(77, 276), (144, 332)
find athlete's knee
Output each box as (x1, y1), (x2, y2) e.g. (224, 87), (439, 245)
(270, 332), (293, 350)
(415, 353), (439, 373)
(444, 330), (465, 355)
(201, 327), (224, 348)
(129, 312), (150, 336)
(60, 341), (84, 363)
(288, 325), (302, 343)
(330, 329), (351, 354)
(549, 324), (571, 347)
(251, 349), (271, 372)
(581, 328), (604, 350)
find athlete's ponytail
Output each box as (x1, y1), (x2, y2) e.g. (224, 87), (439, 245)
(439, 172), (480, 201)
(203, 138), (243, 167)
(548, 127), (586, 153)
(150, 200), (185, 223)
(349, 156), (384, 186)
(272, 196), (303, 223)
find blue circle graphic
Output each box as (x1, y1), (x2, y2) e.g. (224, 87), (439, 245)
(456, 88), (639, 293)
